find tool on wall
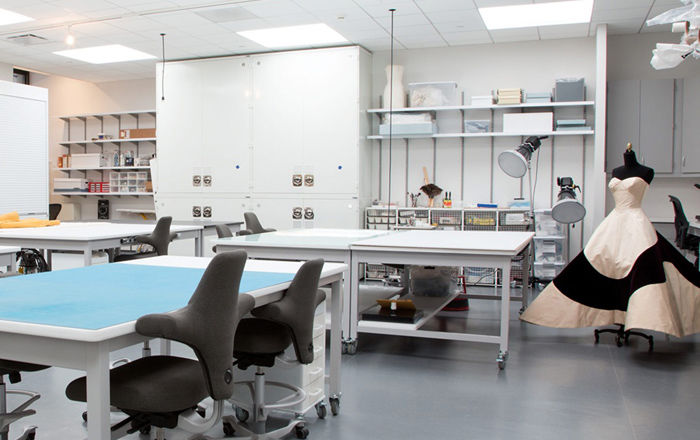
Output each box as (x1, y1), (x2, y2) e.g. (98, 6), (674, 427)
(160, 32), (166, 100)
(420, 166), (442, 208)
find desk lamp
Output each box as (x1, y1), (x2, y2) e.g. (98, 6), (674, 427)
(498, 136), (546, 178)
(552, 177), (586, 224)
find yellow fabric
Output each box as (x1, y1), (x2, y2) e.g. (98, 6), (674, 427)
(0, 216), (60, 228)
(0, 211), (20, 222)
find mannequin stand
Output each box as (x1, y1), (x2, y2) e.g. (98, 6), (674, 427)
(594, 324), (654, 352)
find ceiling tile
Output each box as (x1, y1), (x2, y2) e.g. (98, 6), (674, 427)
(538, 23), (590, 40)
(241, 0), (307, 17)
(441, 30), (492, 46)
(593, 0), (653, 11)
(414, 0), (477, 13)
(472, 0), (531, 7)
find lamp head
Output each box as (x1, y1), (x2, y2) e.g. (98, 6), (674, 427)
(498, 136), (546, 178)
(552, 176), (586, 223)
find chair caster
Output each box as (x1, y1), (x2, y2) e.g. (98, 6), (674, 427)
(223, 420), (235, 437)
(295, 424), (309, 439)
(315, 401), (327, 419)
(329, 396), (340, 416)
(342, 339), (357, 355)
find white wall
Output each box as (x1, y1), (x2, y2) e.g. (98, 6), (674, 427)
(370, 37), (597, 253)
(30, 74), (156, 220)
(607, 31), (700, 222)
(0, 63), (12, 82)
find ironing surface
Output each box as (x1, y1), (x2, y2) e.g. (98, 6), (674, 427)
(0, 264), (294, 330)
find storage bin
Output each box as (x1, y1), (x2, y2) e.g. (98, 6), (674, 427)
(534, 236), (565, 263)
(54, 178), (87, 191)
(533, 262), (565, 280)
(408, 81), (458, 107)
(465, 120), (490, 133)
(534, 209), (565, 236)
(379, 122), (437, 136)
(554, 78), (585, 102)
(471, 95), (493, 106)
(70, 153), (105, 168)
(503, 112), (553, 134)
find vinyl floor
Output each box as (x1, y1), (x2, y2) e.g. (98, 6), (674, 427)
(8, 295), (700, 440)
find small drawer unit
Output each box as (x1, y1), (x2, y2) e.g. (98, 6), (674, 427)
(534, 209), (565, 236)
(533, 262), (565, 280)
(365, 207), (397, 229)
(534, 236), (566, 263)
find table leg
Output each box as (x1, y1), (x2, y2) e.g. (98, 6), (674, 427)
(160, 339), (171, 356)
(344, 256), (361, 354)
(499, 262), (511, 370)
(194, 231), (203, 257)
(86, 343), (111, 440)
(46, 250), (52, 271)
(83, 248), (93, 267)
(342, 255), (352, 341)
(329, 278), (342, 402)
(10, 254), (16, 273)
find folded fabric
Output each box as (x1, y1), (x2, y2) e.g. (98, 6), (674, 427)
(0, 211), (20, 222)
(0, 211), (60, 229)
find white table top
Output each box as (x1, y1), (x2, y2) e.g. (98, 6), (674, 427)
(690, 222), (700, 234)
(350, 230), (534, 256)
(214, 228), (393, 250)
(0, 246), (19, 254)
(0, 222), (202, 241)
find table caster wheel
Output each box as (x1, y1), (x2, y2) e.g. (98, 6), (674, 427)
(315, 401), (327, 419)
(235, 406), (249, 423)
(594, 330), (600, 344)
(295, 425), (309, 439)
(223, 421), (235, 437)
(329, 397), (340, 416)
(497, 351), (507, 370)
(82, 411), (88, 422)
(343, 340), (358, 355)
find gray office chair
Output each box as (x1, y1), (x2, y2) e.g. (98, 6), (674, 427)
(243, 212), (276, 234)
(66, 251), (255, 439)
(212, 224), (234, 253)
(48, 204), (61, 221)
(222, 259), (325, 439)
(114, 216), (177, 262)
(0, 360), (49, 440)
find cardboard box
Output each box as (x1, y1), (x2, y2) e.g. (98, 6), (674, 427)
(503, 112), (553, 134)
(70, 153), (105, 168)
(119, 128), (156, 139)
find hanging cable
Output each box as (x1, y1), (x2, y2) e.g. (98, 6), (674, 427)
(386, 8), (396, 230)
(160, 33), (166, 101)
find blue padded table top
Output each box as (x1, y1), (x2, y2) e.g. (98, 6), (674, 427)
(0, 264), (294, 330)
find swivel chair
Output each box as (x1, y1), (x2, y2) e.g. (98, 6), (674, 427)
(212, 224), (234, 253)
(114, 216), (177, 262)
(243, 212), (276, 235)
(66, 251), (254, 439)
(0, 360), (49, 440)
(222, 259), (326, 439)
(669, 195), (699, 269)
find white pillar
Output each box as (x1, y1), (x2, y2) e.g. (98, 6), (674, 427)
(588, 24), (608, 244)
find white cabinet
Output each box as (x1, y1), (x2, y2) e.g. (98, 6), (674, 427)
(156, 46), (371, 226)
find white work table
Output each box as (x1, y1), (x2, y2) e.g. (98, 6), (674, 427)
(0, 222), (204, 268)
(0, 245), (19, 272)
(350, 230), (534, 369)
(0, 256), (345, 440)
(213, 228), (392, 347)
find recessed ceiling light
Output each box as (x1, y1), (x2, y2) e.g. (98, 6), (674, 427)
(0, 8), (33, 26)
(53, 45), (156, 64)
(238, 23), (347, 48)
(479, 0), (593, 30)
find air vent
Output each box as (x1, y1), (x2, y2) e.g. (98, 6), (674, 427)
(7, 33), (48, 45)
(195, 6), (258, 23)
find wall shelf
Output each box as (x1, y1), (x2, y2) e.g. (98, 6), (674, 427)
(367, 101), (595, 113)
(53, 192), (153, 197)
(368, 130), (594, 140)
(59, 138), (156, 146)
(59, 110), (156, 121)
(54, 166), (151, 171)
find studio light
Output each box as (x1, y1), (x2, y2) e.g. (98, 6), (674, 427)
(498, 136), (547, 178)
(552, 177), (586, 224)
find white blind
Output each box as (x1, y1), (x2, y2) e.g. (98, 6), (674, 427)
(0, 83), (48, 217)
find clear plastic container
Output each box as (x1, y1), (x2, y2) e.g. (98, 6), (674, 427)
(534, 237), (565, 263)
(533, 262), (565, 280)
(534, 209), (565, 236)
(408, 82), (458, 107)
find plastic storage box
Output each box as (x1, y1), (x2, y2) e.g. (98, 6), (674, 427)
(464, 120), (490, 133)
(69, 153), (105, 168)
(534, 209), (565, 236)
(534, 236), (565, 263)
(408, 82), (458, 107)
(54, 178), (87, 192)
(503, 112), (553, 134)
(379, 122), (437, 136)
(534, 262), (565, 280)
(554, 78), (585, 102)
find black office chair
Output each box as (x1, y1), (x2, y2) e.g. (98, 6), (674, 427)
(0, 360), (49, 440)
(114, 216), (177, 262)
(222, 259), (326, 439)
(48, 204), (61, 221)
(243, 212), (276, 234)
(669, 195), (699, 269)
(66, 251), (254, 439)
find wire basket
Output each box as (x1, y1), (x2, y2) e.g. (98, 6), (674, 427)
(463, 210), (497, 231)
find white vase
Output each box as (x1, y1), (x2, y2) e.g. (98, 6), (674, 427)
(383, 64), (406, 109)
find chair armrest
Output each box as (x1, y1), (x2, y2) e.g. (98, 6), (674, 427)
(262, 228), (276, 233)
(236, 230), (253, 236)
(133, 234), (152, 246)
(135, 311), (183, 339)
(169, 232), (179, 242)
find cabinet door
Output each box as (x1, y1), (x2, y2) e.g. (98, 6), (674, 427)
(640, 79), (674, 173)
(606, 80), (640, 172)
(300, 48), (359, 196)
(156, 62), (203, 193)
(200, 58), (252, 194)
(250, 197), (305, 230)
(682, 77), (700, 173)
(304, 198), (361, 229)
(251, 53), (305, 195)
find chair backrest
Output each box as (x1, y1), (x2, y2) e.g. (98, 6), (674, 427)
(135, 250), (246, 400)
(252, 259), (324, 364)
(48, 204), (62, 220)
(244, 212), (275, 234)
(137, 216), (176, 255)
(669, 195), (689, 247)
(215, 224), (233, 239)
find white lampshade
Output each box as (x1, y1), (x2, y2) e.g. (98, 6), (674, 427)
(552, 177), (586, 223)
(498, 147), (530, 178)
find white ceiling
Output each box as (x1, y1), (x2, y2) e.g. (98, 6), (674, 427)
(0, 0), (685, 83)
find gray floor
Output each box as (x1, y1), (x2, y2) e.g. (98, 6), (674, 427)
(8, 295), (700, 440)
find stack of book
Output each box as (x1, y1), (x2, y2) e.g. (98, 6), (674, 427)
(495, 88), (522, 104)
(525, 92), (552, 103)
(555, 119), (590, 131)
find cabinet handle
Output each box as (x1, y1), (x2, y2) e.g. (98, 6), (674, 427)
(682, 155), (686, 167)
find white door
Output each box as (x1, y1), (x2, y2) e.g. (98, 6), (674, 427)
(200, 58), (252, 194)
(300, 48), (359, 196)
(251, 52), (306, 195)
(156, 62), (203, 193)
(301, 198), (360, 229)
(250, 197), (305, 230)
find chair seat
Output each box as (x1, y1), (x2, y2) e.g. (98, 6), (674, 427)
(0, 359), (49, 376)
(66, 356), (208, 413)
(234, 318), (291, 356)
(113, 251), (157, 262)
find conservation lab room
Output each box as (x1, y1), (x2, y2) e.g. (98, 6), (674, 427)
(0, 0), (699, 439)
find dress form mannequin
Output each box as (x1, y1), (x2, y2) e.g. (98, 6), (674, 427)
(612, 144), (654, 184)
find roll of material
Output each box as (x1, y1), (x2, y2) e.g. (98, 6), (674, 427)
(671, 21), (687, 33)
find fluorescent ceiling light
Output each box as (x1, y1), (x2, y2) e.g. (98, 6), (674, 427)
(53, 45), (156, 64)
(238, 23), (347, 48)
(0, 8), (33, 26)
(479, 0), (593, 30)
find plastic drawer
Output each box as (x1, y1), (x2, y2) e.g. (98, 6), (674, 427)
(534, 236), (565, 263)
(533, 262), (565, 280)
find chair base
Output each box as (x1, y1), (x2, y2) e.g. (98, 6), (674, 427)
(594, 324), (654, 352)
